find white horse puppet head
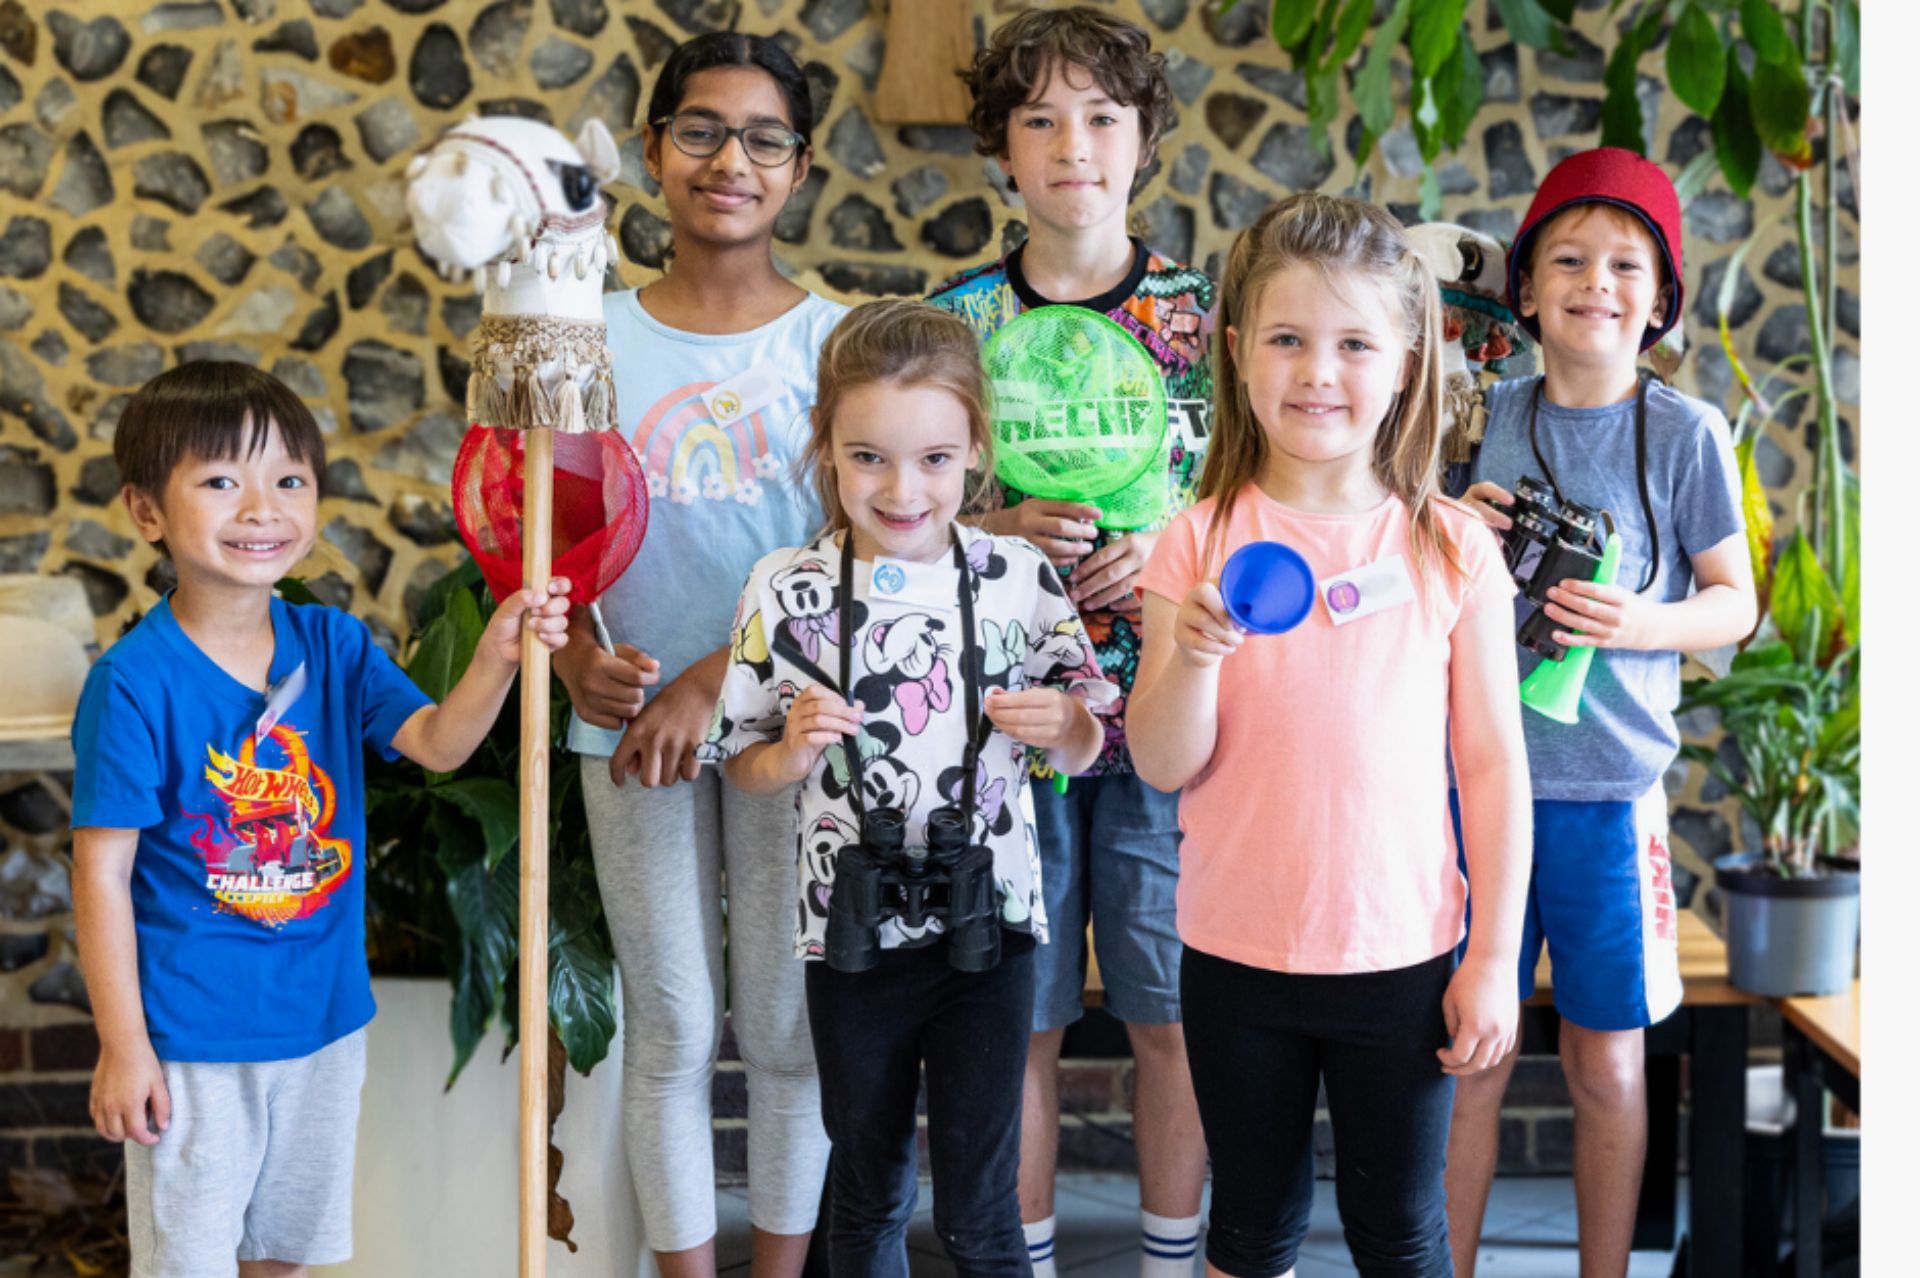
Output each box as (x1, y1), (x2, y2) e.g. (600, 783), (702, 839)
(406, 115), (624, 433)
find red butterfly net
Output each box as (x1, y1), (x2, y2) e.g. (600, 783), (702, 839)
(450, 426), (649, 607)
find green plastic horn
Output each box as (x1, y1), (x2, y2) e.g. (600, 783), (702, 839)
(1520, 532), (1623, 724)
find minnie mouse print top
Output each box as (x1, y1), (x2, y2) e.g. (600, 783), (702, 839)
(699, 522), (1116, 960)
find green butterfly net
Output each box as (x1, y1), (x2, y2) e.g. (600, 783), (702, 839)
(981, 306), (1171, 530)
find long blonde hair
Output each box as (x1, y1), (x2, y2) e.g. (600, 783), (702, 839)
(803, 298), (995, 534)
(1200, 192), (1460, 578)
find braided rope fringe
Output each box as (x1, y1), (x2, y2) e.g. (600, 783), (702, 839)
(467, 314), (618, 435)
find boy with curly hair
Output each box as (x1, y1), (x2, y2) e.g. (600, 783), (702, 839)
(928, 11), (1212, 1277)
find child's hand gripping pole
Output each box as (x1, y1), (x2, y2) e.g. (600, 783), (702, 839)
(1518, 532), (1623, 724)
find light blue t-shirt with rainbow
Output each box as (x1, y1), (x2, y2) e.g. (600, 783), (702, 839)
(569, 289), (847, 757)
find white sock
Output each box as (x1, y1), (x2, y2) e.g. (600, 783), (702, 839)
(1024, 1216), (1058, 1278)
(1139, 1208), (1202, 1278)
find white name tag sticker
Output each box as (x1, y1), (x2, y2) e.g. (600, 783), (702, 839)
(1321, 554), (1416, 627)
(701, 362), (789, 426)
(870, 556), (958, 612)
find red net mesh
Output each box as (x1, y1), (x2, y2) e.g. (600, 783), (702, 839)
(451, 425), (650, 606)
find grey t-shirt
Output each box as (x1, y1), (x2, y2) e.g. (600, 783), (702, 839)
(1471, 376), (1744, 801)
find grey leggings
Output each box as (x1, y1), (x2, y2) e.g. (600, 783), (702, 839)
(582, 764), (828, 1252)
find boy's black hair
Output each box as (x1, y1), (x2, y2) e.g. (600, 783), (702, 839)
(962, 7), (1176, 169)
(644, 32), (816, 146)
(114, 361), (327, 500)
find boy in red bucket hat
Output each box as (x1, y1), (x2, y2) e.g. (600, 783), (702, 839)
(1445, 147), (1759, 1278)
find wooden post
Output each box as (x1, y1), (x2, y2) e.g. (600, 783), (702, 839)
(872, 0), (973, 124)
(518, 425), (554, 1278)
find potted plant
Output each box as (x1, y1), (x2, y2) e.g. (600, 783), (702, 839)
(1679, 620), (1858, 997)
(278, 568), (643, 1273)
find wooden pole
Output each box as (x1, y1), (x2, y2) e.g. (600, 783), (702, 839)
(518, 425), (554, 1278)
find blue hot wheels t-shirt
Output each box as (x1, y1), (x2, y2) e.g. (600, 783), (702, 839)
(70, 595), (431, 1062)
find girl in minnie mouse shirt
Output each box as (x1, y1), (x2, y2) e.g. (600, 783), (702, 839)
(700, 300), (1114, 1278)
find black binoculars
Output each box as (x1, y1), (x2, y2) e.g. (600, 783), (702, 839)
(825, 805), (1003, 974)
(1490, 476), (1606, 663)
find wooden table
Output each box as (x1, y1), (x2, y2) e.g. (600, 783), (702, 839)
(1085, 911), (1758, 1276)
(1779, 982), (1861, 1278)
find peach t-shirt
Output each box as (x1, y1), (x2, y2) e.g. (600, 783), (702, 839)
(1137, 484), (1514, 975)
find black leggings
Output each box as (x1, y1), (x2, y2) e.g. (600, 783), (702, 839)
(1180, 945), (1458, 1278)
(805, 934), (1036, 1278)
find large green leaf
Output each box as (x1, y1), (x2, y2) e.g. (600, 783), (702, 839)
(546, 858), (618, 1073)
(408, 586), (484, 702)
(1738, 0), (1793, 63)
(439, 819), (519, 1086)
(1834, 0), (1860, 98)
(1599, 4), (1663, 156)
(1353, 0), (1414, 137)
(1306, 64), (1342, 154)
(1538, 0), (1578, 19)
(434, 776), (520, 873)
(1330, 0), (1374, 64)
(1769, 530), (1841, 661)
(1412, 74), (1442, 163)
(1749, 38), (1811, 160)
(1272, 0), (1320, 50)
(274, 576), (324, 607)
(1667, 2), (1727, 117)
(1437, 27), (1484, 148)
(1410, 0), (1470, 79)
(416, 558), (485, 635)
(1817, 690), (1860, 757)
(1491, 0), (1559, 48)
(1732, 439), (1775, 605)
(1712, 57), (1761, 197)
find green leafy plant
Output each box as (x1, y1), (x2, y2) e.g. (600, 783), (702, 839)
(354, 561), (618, 1086)
(1250, 0), (1860, 222)
(1678, 635), (1858, 879)
(1681, 108), (1862, 880)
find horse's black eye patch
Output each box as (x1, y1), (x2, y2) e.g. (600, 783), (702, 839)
(548, 160), (599, 212)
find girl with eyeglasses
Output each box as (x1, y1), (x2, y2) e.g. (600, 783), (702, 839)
(550, 32), (845, 1278)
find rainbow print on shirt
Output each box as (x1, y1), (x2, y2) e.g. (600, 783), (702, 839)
(632, 380), (788, 508)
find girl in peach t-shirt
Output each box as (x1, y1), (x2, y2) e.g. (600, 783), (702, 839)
(1129, 193), (1532, 1278)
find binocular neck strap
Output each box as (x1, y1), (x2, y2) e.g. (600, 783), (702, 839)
(1526, 374), (1659, 593)
(836, 528), (990, 831)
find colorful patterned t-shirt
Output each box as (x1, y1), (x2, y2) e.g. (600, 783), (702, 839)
(927, 239), (1215, 776)
(699, 524), (1117, 960)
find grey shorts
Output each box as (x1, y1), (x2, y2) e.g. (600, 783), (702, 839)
(126, 1028), (367, 1277)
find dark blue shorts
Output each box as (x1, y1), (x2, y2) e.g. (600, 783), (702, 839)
(1454, 787), (1683, 1031)
(1029, 772), (1184, 1031)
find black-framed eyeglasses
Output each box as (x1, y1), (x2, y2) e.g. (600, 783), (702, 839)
(654, 114), (803, 167)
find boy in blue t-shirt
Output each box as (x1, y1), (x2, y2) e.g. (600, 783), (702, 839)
(1445, 149), (1758, 1278)
(70, 362), (570, 1278)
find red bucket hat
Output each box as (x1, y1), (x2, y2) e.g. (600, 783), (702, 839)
(1506, 147), (1684, 352)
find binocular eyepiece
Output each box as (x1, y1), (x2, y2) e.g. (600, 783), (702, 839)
(1490, 477), (1606, 663)
(824, 805), (1003, 974)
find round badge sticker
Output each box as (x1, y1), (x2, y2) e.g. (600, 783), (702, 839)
(873, 563), (906, 595)
(1326, 580), (1361, 615)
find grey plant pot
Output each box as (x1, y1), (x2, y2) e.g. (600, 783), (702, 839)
(1714, 853), (1860, 998)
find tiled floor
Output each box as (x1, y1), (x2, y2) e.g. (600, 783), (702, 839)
(717, 1173), (1686, 1277)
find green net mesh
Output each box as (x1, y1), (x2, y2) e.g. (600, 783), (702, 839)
(981, 306), (1169, 526)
